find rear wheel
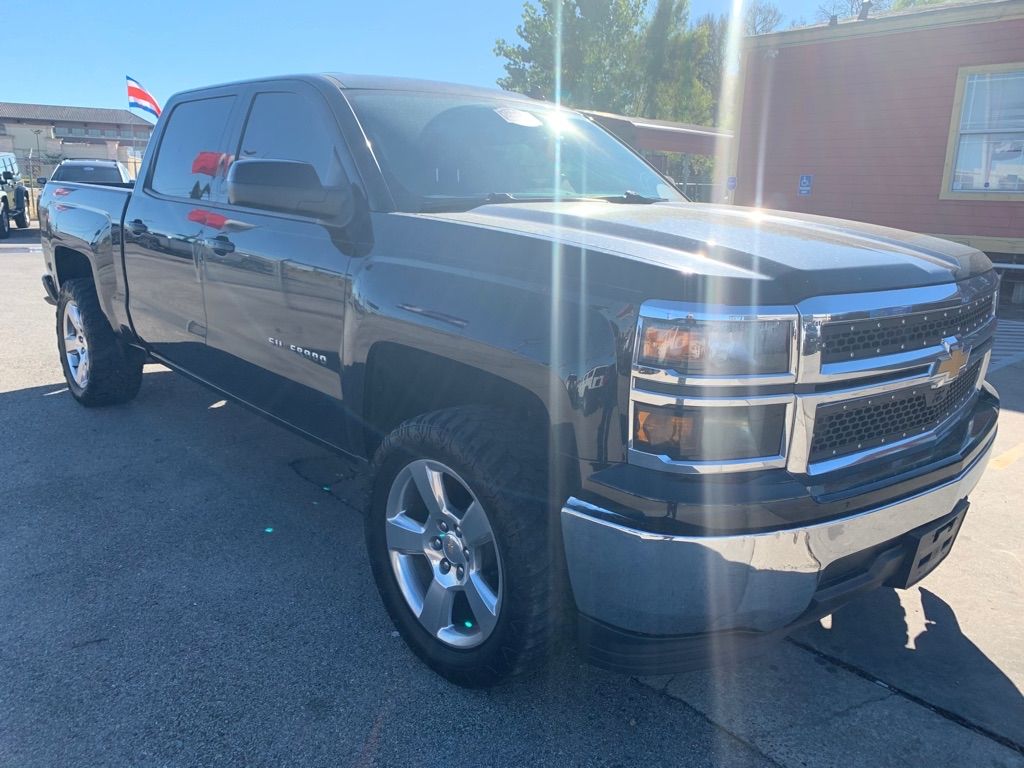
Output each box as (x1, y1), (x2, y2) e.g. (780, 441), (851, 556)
(366, 406), (562, 687)
(57, 278), (143, 406)
(14, 210), (29, 228)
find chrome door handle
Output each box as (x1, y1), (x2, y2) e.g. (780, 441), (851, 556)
(199, 236), (235, 255)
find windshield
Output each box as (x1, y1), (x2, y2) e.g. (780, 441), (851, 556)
(345, 90), (683, 212)
(51, 164), (124, 184)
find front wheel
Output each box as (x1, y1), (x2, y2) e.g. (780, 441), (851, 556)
(0, 206), (10, 239)
(366, 406), (562, 687)
(57, 279), (144, 406)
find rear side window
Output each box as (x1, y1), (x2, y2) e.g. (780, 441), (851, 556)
(150, 95), (236, 200)
(237, 91), (349, 188)
(52, 165), (123, 184)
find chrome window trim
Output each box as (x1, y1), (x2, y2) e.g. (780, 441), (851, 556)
(628, 273), (998, 476)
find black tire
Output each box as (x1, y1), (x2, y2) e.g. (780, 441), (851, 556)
(56, 278), (143, 407)
(366, 406), (563, 687)
(14, 210), (29, 229)
(0, 206), (9, 239)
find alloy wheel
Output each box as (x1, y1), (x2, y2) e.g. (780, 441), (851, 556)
(63, 300), (90, 389)
(385, 459), (503, 648)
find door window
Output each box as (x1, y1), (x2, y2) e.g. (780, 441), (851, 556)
(150, 95), (236, 201)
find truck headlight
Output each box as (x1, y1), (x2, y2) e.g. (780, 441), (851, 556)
(638, 317), (792, 376)
(633, 403), (787, 462)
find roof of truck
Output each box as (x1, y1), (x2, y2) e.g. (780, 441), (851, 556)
(327, 73), (533, 100)
(170, 73), (534, 103)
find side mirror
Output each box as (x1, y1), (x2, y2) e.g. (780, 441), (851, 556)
(1, 171), (12, 181)
(227, 159), (353, 223)
(37, 177), (48, 186)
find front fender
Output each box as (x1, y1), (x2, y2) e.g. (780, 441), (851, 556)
(347, 214), (640, 465)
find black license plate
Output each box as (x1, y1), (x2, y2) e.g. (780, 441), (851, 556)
(889, 500), (969, 589)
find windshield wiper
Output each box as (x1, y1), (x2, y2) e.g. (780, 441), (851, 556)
(419, 193), (524, 212)
(598, 190), (667, 204)
(419, 192), (595, 213)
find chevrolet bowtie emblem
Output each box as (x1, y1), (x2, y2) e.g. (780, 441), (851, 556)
(931, 339), (970, 387)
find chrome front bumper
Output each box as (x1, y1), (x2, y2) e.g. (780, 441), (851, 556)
(561, 433), (995, 637)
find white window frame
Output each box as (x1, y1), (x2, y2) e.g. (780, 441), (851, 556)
(941, 62), (1024, 201)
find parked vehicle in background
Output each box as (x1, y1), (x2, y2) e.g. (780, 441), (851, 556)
(37, 74), (1001, 687)
(44, 158), (132, 186)
(1, 151), (30, 237)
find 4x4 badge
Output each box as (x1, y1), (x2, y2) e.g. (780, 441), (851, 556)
(931, 339), (970, 388)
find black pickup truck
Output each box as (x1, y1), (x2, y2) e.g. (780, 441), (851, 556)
(38, 74), (1000, 687)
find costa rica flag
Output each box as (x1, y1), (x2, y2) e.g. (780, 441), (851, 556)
(126, 76), (162, 119)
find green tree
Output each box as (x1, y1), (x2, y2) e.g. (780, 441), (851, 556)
(635, 0), (712, 124)
(494, 0), (647, 113)
(693, 12), (728, 120)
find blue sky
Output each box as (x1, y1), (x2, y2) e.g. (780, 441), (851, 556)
(20, 0), (822, 116)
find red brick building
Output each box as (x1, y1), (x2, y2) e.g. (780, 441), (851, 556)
(730, 0), (1024, 272)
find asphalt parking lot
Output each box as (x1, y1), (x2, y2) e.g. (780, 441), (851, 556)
(2, 225), (1023, 767)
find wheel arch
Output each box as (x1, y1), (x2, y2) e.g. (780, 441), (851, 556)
(54, 246), (95, 287)
(363, 342), (549, 450)
(360, 342), (581, 494)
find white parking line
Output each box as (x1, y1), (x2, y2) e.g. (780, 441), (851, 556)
(991, 319), (1024, 372)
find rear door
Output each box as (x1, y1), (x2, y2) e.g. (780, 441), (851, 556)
(123, 90), (243, 376)
(197, 81), (362, 450)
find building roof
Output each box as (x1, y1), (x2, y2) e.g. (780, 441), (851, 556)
(581, 110), (730, 155)
(0, 101), (151, 125)
(747, 0), (1024, 48)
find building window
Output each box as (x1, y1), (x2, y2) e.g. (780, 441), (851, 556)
(943, 64), (1024, 200)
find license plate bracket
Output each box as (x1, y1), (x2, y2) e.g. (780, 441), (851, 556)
(888, 499), (969, 589)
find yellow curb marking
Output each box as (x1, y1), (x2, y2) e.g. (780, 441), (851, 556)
(992, 442), (1024, 470)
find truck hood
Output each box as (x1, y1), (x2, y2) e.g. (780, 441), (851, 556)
(422, 201), (992, 301)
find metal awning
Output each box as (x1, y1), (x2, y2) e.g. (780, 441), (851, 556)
(581, 110), (732, 156)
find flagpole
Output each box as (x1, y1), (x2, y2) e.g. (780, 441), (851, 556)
(132, 112), (138, 179)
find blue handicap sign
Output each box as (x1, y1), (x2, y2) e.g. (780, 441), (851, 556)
(726, 176), (737, 191)
(798, 174), (814, 196)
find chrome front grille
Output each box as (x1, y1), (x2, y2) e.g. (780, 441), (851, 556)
(819, 293), (995, 364)
(808, 358), (983, 463)
(629, 270), (999, 477)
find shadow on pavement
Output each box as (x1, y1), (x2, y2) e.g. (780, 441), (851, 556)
(0, 371), (772, 768)
(1, 223), (40, 244)
(795, 586), (1024, 750)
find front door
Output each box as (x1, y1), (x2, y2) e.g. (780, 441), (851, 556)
(123, 92), (242, 377)
(197, 83), (363, 450)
